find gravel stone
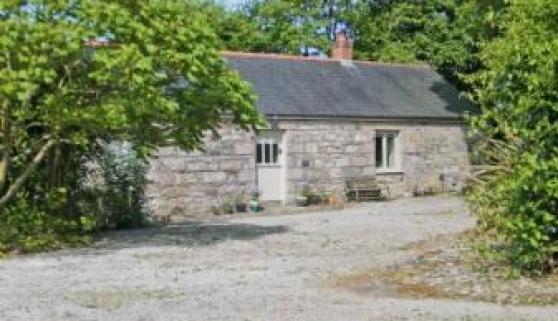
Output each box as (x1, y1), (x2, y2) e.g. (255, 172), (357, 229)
(1, 196), (557, 321)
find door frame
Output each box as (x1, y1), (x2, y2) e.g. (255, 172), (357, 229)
(255, 130), (286, 204)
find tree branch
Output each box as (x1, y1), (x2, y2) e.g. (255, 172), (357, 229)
(1, 50), (13, 192)
(0, 138), (56, 208)
(0, 100), (10, 192)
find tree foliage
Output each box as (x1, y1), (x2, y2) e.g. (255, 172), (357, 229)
(213, 0), (502, 84)
(466, 0), (558, 273)
(0, 0), (262, 251)
(210, 0), (354, 54)
(335, 0), (508, 88)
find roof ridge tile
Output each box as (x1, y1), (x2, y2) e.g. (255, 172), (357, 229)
(221, 50), (431, 69)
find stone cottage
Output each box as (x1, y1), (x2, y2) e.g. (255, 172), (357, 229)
(146, 33), (472, 216)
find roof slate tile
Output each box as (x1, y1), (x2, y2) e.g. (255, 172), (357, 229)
(225, 53), (474, 120)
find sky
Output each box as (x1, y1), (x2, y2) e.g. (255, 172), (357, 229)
(217, 0), (246, 8)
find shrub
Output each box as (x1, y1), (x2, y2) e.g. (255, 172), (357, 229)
(0, 197), (94, 254)
(0, 141), (149, 254)
(81, 142), (149, 230)
(467, 0), (558, 274)
(469, 155), (558, 275)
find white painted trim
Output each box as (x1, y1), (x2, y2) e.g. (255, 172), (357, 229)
(280, 131), (287, 206)
(376, 170), (404, 175)
(375, 131), (401, 172)
(255, 130), (286, 204)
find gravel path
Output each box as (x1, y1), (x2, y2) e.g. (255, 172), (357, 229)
(1, 196), (557, 321)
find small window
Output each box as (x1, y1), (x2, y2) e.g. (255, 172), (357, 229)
(272, 144), (279, 163)
(386, 135), (395, 168)
(256, 141), (280, 165)
(375, 132), (398, 170)
(264, 143), (271, 163)
(256, 144), (262, 163)
(375, 136), (383, 168)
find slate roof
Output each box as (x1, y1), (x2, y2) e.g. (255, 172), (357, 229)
(224, 52), (473, 120)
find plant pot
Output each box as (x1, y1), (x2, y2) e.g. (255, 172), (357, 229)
(308, 194), (321, 205)
(327, 195), (337, 205)
(211, 206), (222, 216)
(295, 196), (309, 207)
(249, 200), (262, 212)
(235, 203), (247, 212)
(221, 203), (234, 214)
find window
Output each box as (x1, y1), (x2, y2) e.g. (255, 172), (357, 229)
(256, 140), (280, 165)
(375, 132), (398, 170)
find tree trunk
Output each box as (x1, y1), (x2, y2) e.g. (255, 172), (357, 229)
(0, 139), (56, 208)
(0, 100), (10, 193)
(49, 143), (62, 188)
(1, 51), (13, 194)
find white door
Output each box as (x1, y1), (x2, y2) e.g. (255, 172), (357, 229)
(256, 132), (284, 202)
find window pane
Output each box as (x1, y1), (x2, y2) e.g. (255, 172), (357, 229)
(386, 135), (395, 168)
(264, 143), (271, 164)
(272, 144), (279, 163)
(256, 143), (262, 164)
(375, 136), (383, 168)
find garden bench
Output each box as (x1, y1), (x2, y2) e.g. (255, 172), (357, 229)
(345, 176), (389, 202)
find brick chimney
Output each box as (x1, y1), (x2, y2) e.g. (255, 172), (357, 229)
(331, 30), (353, 60)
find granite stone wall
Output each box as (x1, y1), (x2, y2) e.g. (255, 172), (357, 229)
(279, 120), (469, 201)
(146, 120), (470, 217)
(145, 125), (255, 217)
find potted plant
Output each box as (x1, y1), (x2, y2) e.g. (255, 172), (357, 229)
(327, 194), (337, 205)
(307, 190), (322, 205)
(249, 199), (262, 212)
(295, 184), (310, 207)
(319, 191), (330, 205)
(234, 191), (247, 212)
(249, 186), (262, 212)
(221, 200), (234, 214)
(295, 194), (309, 207)
(250, 185), (261, 201)
(211, 205), (222, 216)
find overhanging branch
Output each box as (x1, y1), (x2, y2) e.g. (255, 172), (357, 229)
(0, 138), (56, 208)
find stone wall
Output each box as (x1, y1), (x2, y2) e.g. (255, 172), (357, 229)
(146, 119), (470, 217)
(145, 125), (255, 217)
(279, 121), (376, 201)
(398, 123), (470, 195)
(278, 120), (469, 201)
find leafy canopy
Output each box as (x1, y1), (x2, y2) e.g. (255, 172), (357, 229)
(0, 0), (262, 207)
(467, 0), (558, 273)
(210, 0), (353, 54)
(1, 0), (261, 149)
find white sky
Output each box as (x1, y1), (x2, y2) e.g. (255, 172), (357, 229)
(217, 0), (246, 8)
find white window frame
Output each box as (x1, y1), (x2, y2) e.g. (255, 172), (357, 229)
(256, 138), (280, 167)
(375, 131), (400, 172)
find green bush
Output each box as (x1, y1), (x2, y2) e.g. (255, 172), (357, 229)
(0, 197), (94, 254)
(470, 155), (558, 274)
(82, 142), (149, 230)
(467, 0), (558, 275)
(0, 1), (262, 254)
(0, 141), (148, 254)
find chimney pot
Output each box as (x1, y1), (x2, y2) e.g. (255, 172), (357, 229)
(331, 30), (353, 60)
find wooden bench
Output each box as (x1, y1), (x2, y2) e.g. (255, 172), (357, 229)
(345, 177), (389, 202)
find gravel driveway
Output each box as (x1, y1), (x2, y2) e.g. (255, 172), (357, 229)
(2, 196), (557, 321)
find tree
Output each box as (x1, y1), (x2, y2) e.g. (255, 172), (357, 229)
(467, 0), (558, 273)
(213, 0), (353, 54)
(346, 0), (506, 87)
(0, 0), (262, 210)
